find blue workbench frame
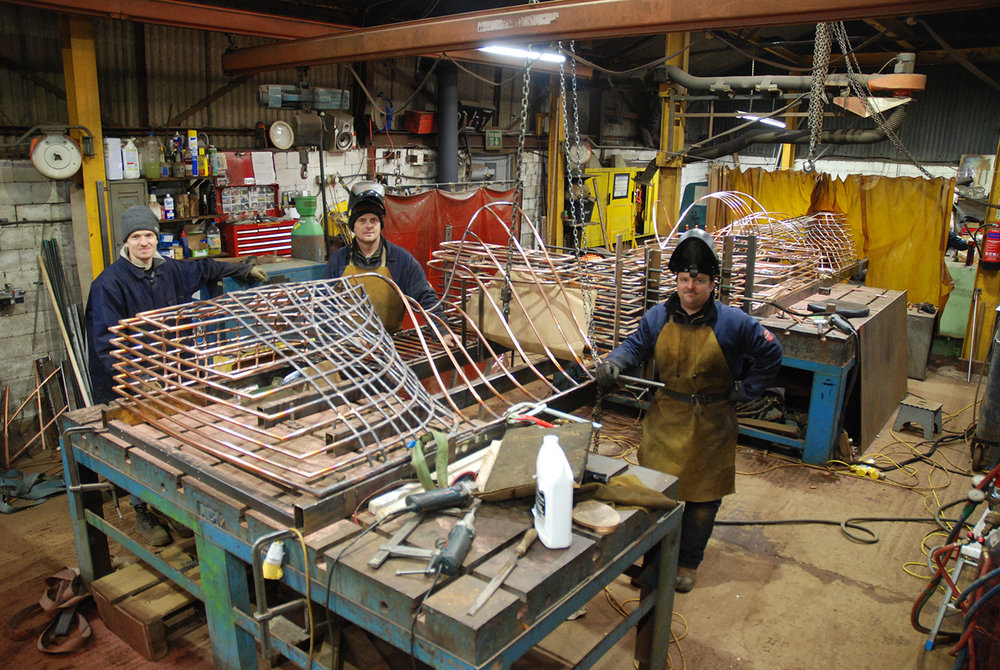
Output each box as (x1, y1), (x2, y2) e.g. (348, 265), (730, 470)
(737, 354), (855, 465)
(60, 422), (681, 670)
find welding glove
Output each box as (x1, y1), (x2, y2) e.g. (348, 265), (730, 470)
(728, 380), (746, 404)
(595, 360), (622, 387)
(248, 266), (269, 283)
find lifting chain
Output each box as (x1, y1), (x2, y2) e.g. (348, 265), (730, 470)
(505, 0), (539, 320)
(805, 23), (831, 173)
(831, 22), (932, 179)
(558, 42), (602, 452)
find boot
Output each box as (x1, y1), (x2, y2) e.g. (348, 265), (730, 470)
(163, 515), (194, 539)
(675, 566), (697, 593)
(133, 503), (170, 546)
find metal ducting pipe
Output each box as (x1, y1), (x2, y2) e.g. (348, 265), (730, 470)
(437, 61), (458, 185)
(662, 64), (872, 95)
(688, 106), (907, 160)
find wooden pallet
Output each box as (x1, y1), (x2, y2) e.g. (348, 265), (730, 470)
(90, 545), (201, 661)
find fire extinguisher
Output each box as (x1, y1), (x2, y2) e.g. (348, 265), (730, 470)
(981, 225), (1000, 271)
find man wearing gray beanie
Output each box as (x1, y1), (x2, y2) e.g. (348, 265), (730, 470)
(84, 205), (268, 546)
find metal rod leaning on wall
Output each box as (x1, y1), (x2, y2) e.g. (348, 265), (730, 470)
(37, 255), (92, 407)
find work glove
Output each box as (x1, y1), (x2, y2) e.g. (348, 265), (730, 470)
(247, 265), (268, 283)
(595, 360), (622, 387)
(728, 381), (746, 404)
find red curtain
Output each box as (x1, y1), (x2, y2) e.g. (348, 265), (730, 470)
(383, 188), (515, 275)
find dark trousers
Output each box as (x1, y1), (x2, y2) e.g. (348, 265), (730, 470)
(638, 498), (722, 586)
(678, 499), (722, 569)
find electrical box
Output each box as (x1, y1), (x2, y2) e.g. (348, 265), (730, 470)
(581, 167), (659, 248)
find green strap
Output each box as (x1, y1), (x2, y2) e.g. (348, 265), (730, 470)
(408, 431), (451, 491)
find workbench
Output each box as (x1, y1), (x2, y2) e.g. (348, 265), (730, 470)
(746, 284), (907, 464)
(59, 405), (681, 670)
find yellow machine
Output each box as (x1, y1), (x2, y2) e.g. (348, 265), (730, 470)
(582, 166), (658, 248)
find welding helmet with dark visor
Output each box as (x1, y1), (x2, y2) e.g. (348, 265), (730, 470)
(348, 181), (386, 217)
(668, 227), (720, 279)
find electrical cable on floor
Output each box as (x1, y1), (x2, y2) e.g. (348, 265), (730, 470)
(715, 515), (961, 544)
(604, 587), (687, 670)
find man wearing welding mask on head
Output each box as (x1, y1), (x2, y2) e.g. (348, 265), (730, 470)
(327, 181), (456, 347)
(595, 228), (783, 593)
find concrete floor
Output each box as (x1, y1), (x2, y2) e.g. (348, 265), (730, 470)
(0, 358), (987, 669)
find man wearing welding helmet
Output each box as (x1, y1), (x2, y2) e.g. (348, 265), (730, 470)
(595, 228), (783, 592)
(327, 182), (456, 346)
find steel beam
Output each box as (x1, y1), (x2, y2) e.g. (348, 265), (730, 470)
(8, 0), (347, 39)
(220, 0), (997, 74)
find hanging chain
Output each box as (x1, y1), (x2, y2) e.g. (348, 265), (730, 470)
(831, 22), (932, 179)
(506, 11), (538, 321)
(805, 23), (831, 172)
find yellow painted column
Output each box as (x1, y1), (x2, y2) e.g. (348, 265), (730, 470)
(656, 32), (689, 236)
(60, 15), (106, 282)
(962, 135), (1000, 363)
(780, 105), (799, 169)
(546, 77), (566, 247)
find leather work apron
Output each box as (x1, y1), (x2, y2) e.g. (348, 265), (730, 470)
(341, 260), (405, 333)
(637, 321), (738, 502)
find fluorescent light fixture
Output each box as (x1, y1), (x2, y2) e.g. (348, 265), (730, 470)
(478, 45), (565, 64)
(737, 112), (786, 128)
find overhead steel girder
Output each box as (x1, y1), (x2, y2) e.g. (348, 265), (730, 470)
(7, 0), (347, 40)
(221, 0), (997, 74)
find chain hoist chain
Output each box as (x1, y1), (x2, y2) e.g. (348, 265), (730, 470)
(506, 26), (536, 321)
(832, 22), (932, 179)
(806, 23), (831, 171)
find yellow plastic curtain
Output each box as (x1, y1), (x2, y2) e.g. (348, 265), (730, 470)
(726, 168), (954, 308)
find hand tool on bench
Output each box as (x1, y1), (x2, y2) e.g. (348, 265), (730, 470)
(368, 481), (476, 569)
(397, 500), (481, 577)
(466, 527), (538, 616)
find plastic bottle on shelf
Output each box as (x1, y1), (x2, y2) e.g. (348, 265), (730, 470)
(207, 145), (218, 176)
(187, 130), (199, 177)
(163, 192), (175, 220)
(148, 190), (162, 220)
(158, 144), (168, 178)
(122, 138), (141, 179)
(198, 146), (208, 178)
(143, 132), (162, 179)
(206, 221), (222, 256)
(171, 131), (184, 160)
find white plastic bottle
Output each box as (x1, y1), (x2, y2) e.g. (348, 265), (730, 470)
(533, 434), (573, 549)
(147, 192), (162, 220)
(122, 138), (141, 179)
(163, 192), (174, 220)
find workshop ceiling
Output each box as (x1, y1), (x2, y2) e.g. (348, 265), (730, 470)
(191, 0), (1000, 78)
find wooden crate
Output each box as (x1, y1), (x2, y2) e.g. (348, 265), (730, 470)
(91, 546), (201, 661)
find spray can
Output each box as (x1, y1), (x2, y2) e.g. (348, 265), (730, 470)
(533, 434), (573, 549)
(187, 130), (199, 177)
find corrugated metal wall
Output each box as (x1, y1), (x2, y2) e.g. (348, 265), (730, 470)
(2, 3), (998, 166)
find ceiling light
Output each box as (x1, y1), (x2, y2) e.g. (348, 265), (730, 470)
(737, 112), (786, 129)
(478, 45), (565, 63)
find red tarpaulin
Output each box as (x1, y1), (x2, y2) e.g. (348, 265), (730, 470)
(383, 188), (515, 278)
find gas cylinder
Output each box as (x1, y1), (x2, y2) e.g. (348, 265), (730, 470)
(290, 195), (325, 262)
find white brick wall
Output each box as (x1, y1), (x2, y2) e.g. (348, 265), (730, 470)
(0, 159), (79, 438)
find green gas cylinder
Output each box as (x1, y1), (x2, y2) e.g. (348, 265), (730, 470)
(291, 195), (325, 262)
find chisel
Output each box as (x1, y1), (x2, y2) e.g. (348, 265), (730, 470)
(466, 528), (538, 616)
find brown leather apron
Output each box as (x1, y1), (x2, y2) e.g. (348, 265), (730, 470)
(342, 259), (405, 333)
(637, 320), (738, 502)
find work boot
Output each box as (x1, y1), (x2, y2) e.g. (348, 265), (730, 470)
(133, 504), (171, 546)
(165, 516), (194, 539)
(675, 566), (697, 593)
